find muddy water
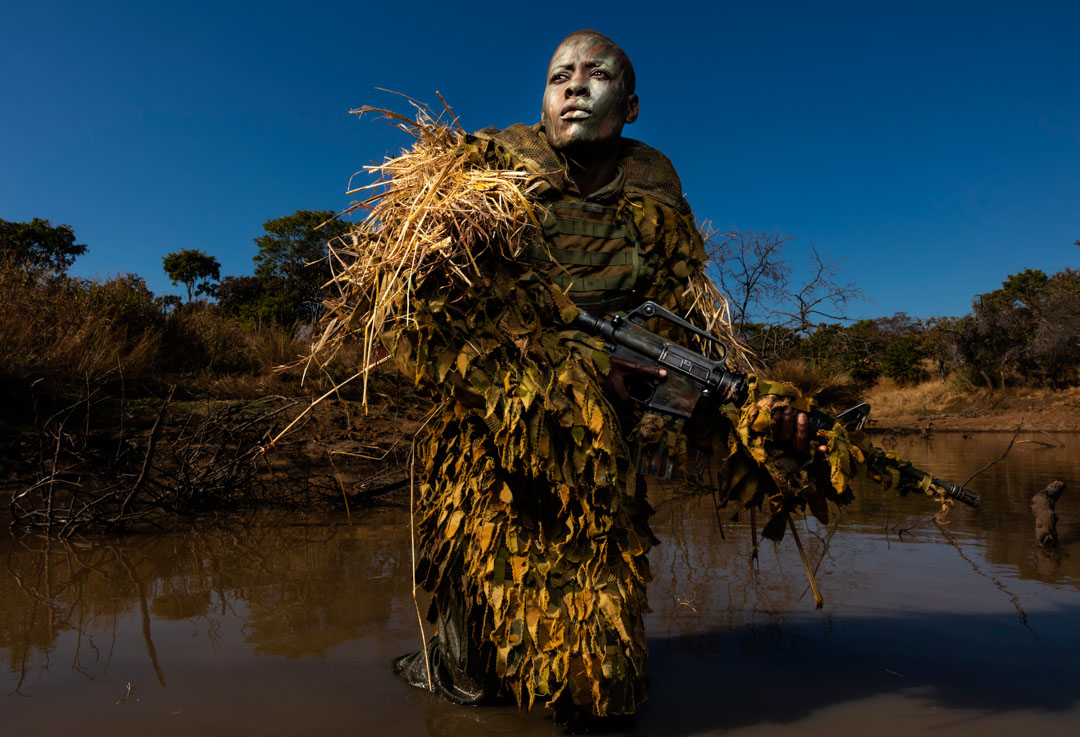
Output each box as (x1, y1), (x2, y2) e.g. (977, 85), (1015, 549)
(2, 432), (1079, 736)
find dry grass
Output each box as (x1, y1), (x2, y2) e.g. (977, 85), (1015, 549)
(0, 263), (159, 399)
(864, 376), (966, 418)
(866, 377), (1080, 428)
(765, 357), (859, 408)
(0, 259), (354, 408)
(685, 272), (751, 370)
(312, 101), (543, 405)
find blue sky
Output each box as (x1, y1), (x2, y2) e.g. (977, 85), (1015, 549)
(2, 0), (1077, 320)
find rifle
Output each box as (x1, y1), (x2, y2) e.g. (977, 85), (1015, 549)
(573, 300), (981, 508)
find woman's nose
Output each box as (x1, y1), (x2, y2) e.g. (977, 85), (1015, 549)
(566, 77), (589, 97)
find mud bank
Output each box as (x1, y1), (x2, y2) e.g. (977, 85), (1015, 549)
(862, 383), (1080, 433)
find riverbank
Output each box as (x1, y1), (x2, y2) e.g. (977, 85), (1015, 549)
(5, 370), (1076, 533)
(0, 366), (425, 534)
(862, 380), (1080, 433)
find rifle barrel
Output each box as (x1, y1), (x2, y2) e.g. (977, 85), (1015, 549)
(897, 464), (981, 507)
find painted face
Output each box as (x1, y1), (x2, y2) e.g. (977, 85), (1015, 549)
(541, 35), (639, 151)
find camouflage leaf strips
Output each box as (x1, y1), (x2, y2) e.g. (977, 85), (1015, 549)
(316, 102), (946, 717)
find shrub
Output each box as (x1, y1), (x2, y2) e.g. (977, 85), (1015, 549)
(882, 336), (928, 385)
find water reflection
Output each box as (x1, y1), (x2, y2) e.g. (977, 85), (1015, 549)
(2, 511), (412, 695)
(1, 433), (1078, 736)
(864, 431), (1080, 586)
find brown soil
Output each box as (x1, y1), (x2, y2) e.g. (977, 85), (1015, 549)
(0, 365), (433, 532)
(861, 380), (1080, 433)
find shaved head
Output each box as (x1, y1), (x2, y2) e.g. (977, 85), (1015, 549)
(541, 30), (639, 151)
(552, 30), (635, 96)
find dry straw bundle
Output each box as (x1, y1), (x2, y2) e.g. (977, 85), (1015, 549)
(684, 270), (752, 370)
(311, 100), (545, 405)
(306, 97), (751, 409)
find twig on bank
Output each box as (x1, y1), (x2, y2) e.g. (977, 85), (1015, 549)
(117, 385), (175, 520)
(1015, 439), (1060, 449)
(263, 372), (362, 450)
(8, 388), (389, 535)
(710, 487), (725, 540)
(328, 451), (352, 526)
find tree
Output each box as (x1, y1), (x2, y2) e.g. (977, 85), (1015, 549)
(797, 319), (883, 386)
(776, 246), (864, 335)
(1026, 268), (1080, 384)
(789, 313), (926, 388)
(942, 267), (1080, 387)
(162, 249), (221, 302)
(881, 335), (929, 385)
(704, 229), (791, 335)
(252, 210), (351, 323)
(214, 274), (293, 323)
(0, 217), (87, 273)
(704, 228), (863, 362)
(214, 275), (263, 317)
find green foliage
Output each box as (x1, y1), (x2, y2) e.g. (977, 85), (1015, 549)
(251, 210), (351, 323)
(215, 275), (263, 317)
(882, 336), (928, 385)
(0, 217), (87, 274)
(730, 257), (1080, 391)
(162, 249), (221, 302)
(84, 273), (161, 335)
(784, 313), (926, 390)
(796, 320), (882, 386)
(215, 274), (296, 325)
(943, 267), (1080, 387)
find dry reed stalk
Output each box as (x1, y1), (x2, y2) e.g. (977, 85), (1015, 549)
(686, 272), (752, 370)
(408, 435), (433, 691)
(788, 516), (824, 609)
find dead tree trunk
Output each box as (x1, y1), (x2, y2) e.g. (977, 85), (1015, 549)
(1031, 480), (1066, 548)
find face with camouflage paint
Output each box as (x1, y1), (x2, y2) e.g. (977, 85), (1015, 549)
(541, 34), (639, 151)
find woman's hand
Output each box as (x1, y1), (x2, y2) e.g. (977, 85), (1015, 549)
(601, 356), (667, 404)
(772, 405), (828, 454)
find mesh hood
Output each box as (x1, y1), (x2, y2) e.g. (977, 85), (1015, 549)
(472, 123), (691, 214)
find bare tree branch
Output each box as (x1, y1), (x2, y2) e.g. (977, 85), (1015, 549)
(703, 229), (864, 363)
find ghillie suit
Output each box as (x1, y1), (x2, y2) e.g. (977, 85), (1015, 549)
(316, 105), (951, 717)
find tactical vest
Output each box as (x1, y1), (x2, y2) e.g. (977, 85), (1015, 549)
(530, 198), (651, 316)
(471, 123), (693, 317)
